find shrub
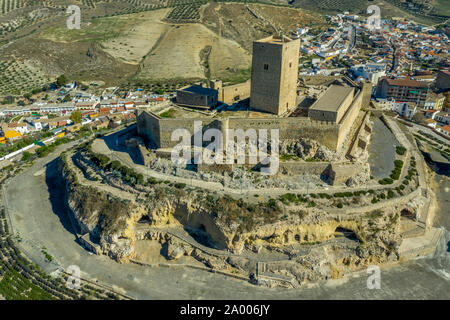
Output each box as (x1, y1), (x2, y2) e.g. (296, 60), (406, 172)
(379, 178), (394, 185)
(387, 190), (394, 199)
(395, 146), (406, 155)
(21, 151), (33, 162)
(174, 183), (186, 189)
(147, 177), (159, 185)
(266, 199), (278, 209)
(91, 153), (110, 169)
(109, 160), (122, 171)
(337, 203), (343, 208)
(394, 159), (404, 168)
(280, 193), (297, 204)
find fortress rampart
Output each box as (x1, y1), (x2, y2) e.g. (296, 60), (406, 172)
(137, 111), (342, 150)
(137, 84), (366, 154)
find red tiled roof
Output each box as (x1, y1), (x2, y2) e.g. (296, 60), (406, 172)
(383, 77), (428, 88)
(442, 125), (450, 132)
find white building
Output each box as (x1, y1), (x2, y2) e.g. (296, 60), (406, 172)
(351, 63), (386, 84)
(38, 103), (76, 114)
(435, 113), (450, 125)
(375, 98), (395, 111)
(7, 122), (28, 135)
(26, 119), (43, 131)
(396, 102), (417, 119)
(424, 110), (439, 119)
(81, 118), (92, 126)
(424, 118), (437, 128)
(436, 125), (450, 137)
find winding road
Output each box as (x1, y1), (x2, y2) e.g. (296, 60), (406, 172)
(1, 128), (449, 299)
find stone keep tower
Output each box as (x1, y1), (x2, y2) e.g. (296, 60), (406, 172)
(250, 35), (300, 115)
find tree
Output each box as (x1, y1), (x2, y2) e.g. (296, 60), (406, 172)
(2, 96), (14, 104)
(70, 110), (82, 124)
(63, 94), (71, 102)
(412, 112), (427, 125)
(21, 151), (33, 162)
(56, 75), (68, 87)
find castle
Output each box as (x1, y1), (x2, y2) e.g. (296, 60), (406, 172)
(137, 35), (372, 177)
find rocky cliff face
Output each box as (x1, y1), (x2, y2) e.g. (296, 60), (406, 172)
(279, 138), (340, 161)
(59, 153), (406, 286)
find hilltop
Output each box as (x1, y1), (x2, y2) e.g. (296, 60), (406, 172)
(0, 0), (446, 94)
(0, 1), (323, 91)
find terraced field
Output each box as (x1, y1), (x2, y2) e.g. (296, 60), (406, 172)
(0, 0), (26, 15)
(0, 60), (50, 96)
(165, 1), (206, 23)
(291, 0), (370, 14)
(432, 0), (450, 16)
(0, 1), (323, 89)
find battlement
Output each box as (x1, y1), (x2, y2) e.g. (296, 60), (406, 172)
(256, 35), (296, 44)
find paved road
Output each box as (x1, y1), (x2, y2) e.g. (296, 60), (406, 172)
(3, 139), (450, 299)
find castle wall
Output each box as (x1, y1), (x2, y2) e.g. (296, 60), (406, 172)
(139, 115), (340, 151)
(137, 82), (366, 153)
(361, 81), (373, 108)
(221, 81), (251, 105)
(137, 110), (161, 148)
(227, 117), (340, 150)
(336, 89), (364, 151)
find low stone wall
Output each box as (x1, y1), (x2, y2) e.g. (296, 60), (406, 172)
(278, 161), (330, 176)
(328, 162), (368, 186)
